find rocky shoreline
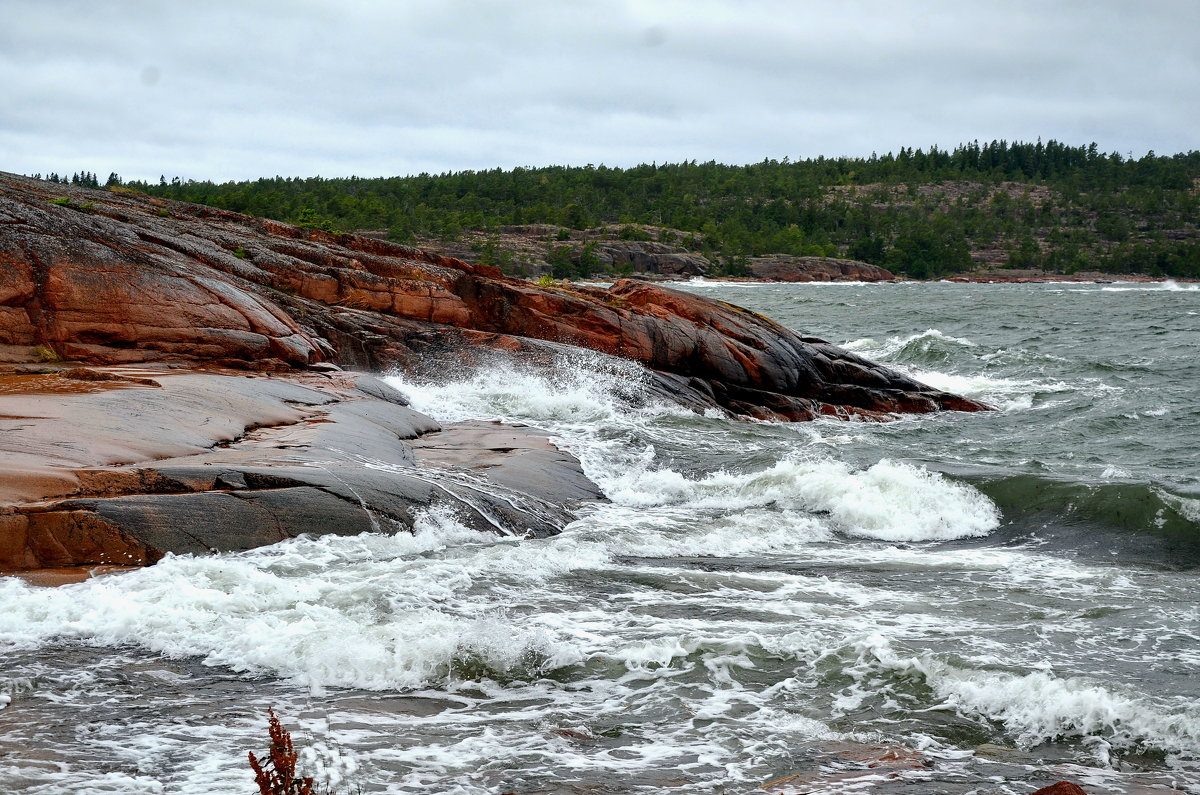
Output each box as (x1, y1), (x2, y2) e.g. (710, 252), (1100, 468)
(0, 172), (991, 576)
(601, 269), (1192, 286)
(0, 364), (600, 578)
(940, 268), (1196, 284)
(410, 222), (1186, 286)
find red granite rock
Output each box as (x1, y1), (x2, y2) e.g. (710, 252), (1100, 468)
(747, 254), (896, 282)
(1031, 782), (1088, 795)
(0, 171), (988, 420)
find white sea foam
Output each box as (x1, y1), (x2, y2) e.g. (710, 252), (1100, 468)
(9, 317), (1197, 792)
(2, 511), (1193, 793)
(0, 473), (991, 709)
(842, 328), (976, 359)
(0, 512), (590, 692)
(390, 350), (684, 427)
(682, 278), (774, 287)
(942, 670), (1200, 762)
(387, 360), (1000, 543)
(1100, 280), (1199, 292)
(598, 456), (999, 542)
(594, 446), (1000, 544)
(1157, 489), (1200, 523)
(839, 329), (1083, 411)
(681, 278), (892, 288)
(845, 633), (1200, 762)
(906, 368), (1072, 412)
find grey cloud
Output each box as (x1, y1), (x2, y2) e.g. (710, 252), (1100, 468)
(3, 0), (1197, 182)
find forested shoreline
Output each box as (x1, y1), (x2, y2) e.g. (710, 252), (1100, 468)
(38, 140), (1200, 279)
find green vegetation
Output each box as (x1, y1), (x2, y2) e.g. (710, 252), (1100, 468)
(93, 140), (1200, 277)
(31, 344), (62, 363)
(44, 195), (94, 213)
(292, 207), (342, 235)
(46, 197), (94, 213)
(31, 171), (104, 188)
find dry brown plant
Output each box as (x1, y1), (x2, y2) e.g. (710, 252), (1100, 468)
(248, 708), (316, 795)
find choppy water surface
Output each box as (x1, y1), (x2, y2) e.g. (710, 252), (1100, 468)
(2, 281), (1198, 794)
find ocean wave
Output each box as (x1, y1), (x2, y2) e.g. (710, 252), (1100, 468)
(842, 328), (977, 363)
(681, 278), (883, 287)
(844, 634), (1200, 763)
(1100, 280), (1199, 292)
(976, 476), (1200, 565)
(905, 368), (1073, 412)
(940, 668), (1200, 759)
(839, 329), (1091, 411)
(388, 358), (1000, 544)
(0, 509), (595, 691)
(389, 350), (684, 427)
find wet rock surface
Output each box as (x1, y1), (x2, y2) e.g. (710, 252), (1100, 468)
(0, 172), (986, 421)
(0, 173), (989, 570)
(0, 368), (601, 571)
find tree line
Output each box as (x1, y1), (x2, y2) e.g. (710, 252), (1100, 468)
(70, 140), (1200, 278)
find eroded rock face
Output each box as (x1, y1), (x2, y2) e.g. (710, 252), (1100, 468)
(0, 201), (323, 367)
(0, 172), (985, 421)
(592, 240), (711, 276)
(747, 255), (896, 282)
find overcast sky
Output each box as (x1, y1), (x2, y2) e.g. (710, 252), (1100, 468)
(3, 0), (1197, 183)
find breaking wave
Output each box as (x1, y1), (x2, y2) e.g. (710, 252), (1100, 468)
(385, 355), (1000, 543)
(841, 634), (1200, 764)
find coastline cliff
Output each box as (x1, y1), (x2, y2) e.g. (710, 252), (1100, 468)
(0, 173), (988, 573)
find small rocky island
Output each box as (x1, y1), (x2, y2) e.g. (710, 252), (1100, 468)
(0, 172), (988, 574)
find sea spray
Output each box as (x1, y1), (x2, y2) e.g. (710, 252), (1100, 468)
(385, 355), (1001, 542)
(4, 282), (1200, 794)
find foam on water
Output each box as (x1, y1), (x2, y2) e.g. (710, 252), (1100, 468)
(842, 328), (976, 359)
(390, 349), (685, 427)
(841, 329), (1090, 412)
(385, 355), (1000, 542)
(1100, 280), (1199, 292)
(594, 456), (999, 541)
(2, 511), (1196, 791)
(1158, 489), (1200, 523)
(939, 668), (1200, 760)
(0, 511), (596, 692)
(683, 278), (882, 288)
(837, 633), (1200, 763)
(906, 368), (1073, 412)
(6, 283), (1199, 792)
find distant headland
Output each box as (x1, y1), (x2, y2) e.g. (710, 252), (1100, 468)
(43, 139), (1198, 283)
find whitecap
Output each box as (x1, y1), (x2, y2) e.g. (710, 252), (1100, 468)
(843, 634), (1200, 762)
(1100, 280), (1199, 292)
(904, 368), (1072, 412)
(593, 456), (999, 543)
(841, 328), (976, 359)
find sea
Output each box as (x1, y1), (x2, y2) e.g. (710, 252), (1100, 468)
(1, 280), (1198, 794)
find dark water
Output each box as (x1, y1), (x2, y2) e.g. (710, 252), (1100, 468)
(685, 280), (1200, 566)
(1, 281), (1198, 794)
